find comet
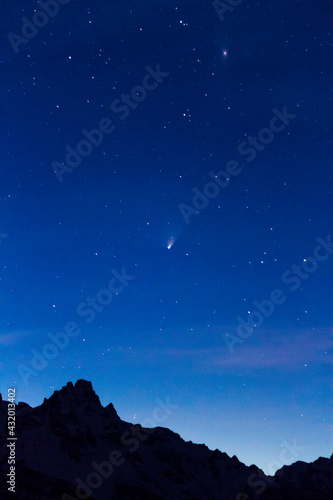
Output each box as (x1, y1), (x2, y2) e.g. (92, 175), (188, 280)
(167, 237), (175, 249)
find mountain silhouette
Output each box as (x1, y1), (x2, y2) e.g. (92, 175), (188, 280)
(0, 380), (331, 499)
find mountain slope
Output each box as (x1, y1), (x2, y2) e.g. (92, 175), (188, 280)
(0, 380), (331, 500)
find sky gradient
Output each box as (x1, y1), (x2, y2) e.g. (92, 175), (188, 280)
(0, 0), (332, 474)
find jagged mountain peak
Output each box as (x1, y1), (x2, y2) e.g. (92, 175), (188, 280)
(39, 379), (120, 424)
(0, 381), (331, 500)
(45, 379), (101, 406)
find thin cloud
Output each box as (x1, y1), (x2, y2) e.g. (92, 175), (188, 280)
(132, 327), (331, 372)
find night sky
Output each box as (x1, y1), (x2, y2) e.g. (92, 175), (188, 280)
(1, 0), (332, 474)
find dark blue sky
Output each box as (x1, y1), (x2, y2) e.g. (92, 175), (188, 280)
(1, 0), (332, 473)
